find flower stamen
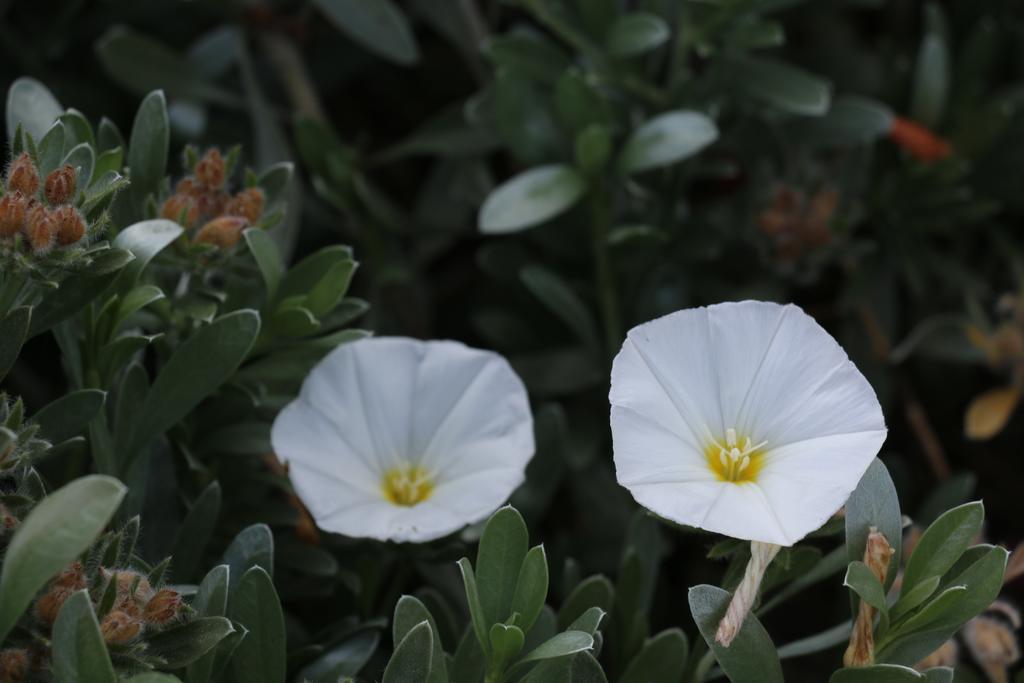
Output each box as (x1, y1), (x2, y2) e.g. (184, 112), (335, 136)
(381, 464), (434, 506)
(706, 429), (766, 483)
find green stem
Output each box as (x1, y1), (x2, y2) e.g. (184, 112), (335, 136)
(590, 186), (621, 362)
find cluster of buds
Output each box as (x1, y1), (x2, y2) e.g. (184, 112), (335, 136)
(34, 564), (182, 646)
(757, 184), (838, 262)
(34, 562), (87, 625)
(0, 648), (28, 682)
(0, 154), (86, 255)
(94, 569), (182, 644)
(160, 148), (265, 250)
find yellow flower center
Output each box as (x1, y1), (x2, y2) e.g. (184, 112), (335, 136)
(705, 428), (766, 483)
(381, 464), (434, 506)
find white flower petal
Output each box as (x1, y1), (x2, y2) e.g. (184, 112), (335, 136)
(610, 301), (887, 546)
(611, 405), (715, 487)
(610, 306), (723, 449)
(271, 336), (535, 544)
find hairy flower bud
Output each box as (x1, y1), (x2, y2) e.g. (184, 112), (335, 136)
(52, 205), (86, 246)
(55, 561), (87, 589)
(99, 610), (142, 644)
(195, 149), (225, 189)
(44, 165), (76, 205)
(195, 215), (247, 249)
(143, 588), (182, 625)
(160, 193), (200, 229)
(102, 569), (154, 616)
(23, 204), (54, 253)
(176, 177), (199, 196)
(0, 648), (28, 681)
(0, 192), (28, 238)
(224, 187), (265, 224)
(6, 153), (39, 196)
(843, 528), (895, 667)
(0, 505), (17, 533)
(34, 587), (72, 625)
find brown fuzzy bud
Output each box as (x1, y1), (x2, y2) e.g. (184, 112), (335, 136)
(194, 215), (247, 249)
(195, 189), (228, 218)
(161, 193), (200, 229)
(23, 204), (54, 253)
(99, 610), (142, 644)
(843, 528), (895, 667)
(0, 192), (27, 238)
(34, 587), (72, 625)
(963, 609), (1021, 683)
(52, 205), (86, 246)
(0, 648), (28, 681)
(176, 177), (199, 196)
(54, 562), (87, 590)
(6, 153), (39, 196)
(195, 149), (225, 189)
(224, 187), (265, 224)
(101, 569), (153, 616)
(44, 165), (76, 205)
(143, 588), (182, 625)
(0, 505), (17, 533)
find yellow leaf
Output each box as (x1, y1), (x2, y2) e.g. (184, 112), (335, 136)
(964, 386), (1020, 440)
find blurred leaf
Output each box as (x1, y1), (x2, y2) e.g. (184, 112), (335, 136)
(511, 631), (594, 670)
(555, 70), (612, 133)
(479, 165), (586, 234)
(831, 664), (927, 682)
(298, 629), (380, 682)
(170, 481), (222, 581)
(727, 55), (831, 116)
(32, 389), (105, 443)
(846, 459), (902, 593)
(558, 575), (614, 631)
(619, 629), (688, 683)
(229, 567), (286, 683)
(146, 617), (234, 668)
(96, 26), (239, 106)
(964, 387), (1018, 440)
(394, 596), (447, 683)
(520, 265), (600, 349)
(127, 91), (169, 213)
(900, 502), (983, 596)
(244, 228), (285, 302)
(124, 310), (260, 464)
(878, 546), (1007, 665)
(511, 545), (549, 635)
(222, 523), (274, 590)
(5, 77), (62, 142)
(794, 95), (894, 147)
(917, 473), (977, 527)
(483, 31), (571, 84)
(477, 507), (529, 629)
(0, 476), (126, 642)
(187, 565), (230, 683)
(313, 0), (420, 65)
(571, 652), (608, 682)
(620, 111), (718, 174)
(51, 591), (117, 683)
(383, 620), (433, 683)
(458, 558), (490, 654)
(607, 13), (669, 57)
(0, 307), (30, 383)
(688, 584), (784, 683)
(910, 3), (950, 129)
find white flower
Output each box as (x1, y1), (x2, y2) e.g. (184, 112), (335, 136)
(271, 337), (535, 543)
(610, 300), (886, 547)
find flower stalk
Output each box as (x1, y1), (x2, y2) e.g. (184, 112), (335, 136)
(715, 541), (781, 647)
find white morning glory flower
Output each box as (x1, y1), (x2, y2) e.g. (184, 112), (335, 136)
(271, 337), (535, 543)
(609, 301), (886, 644)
